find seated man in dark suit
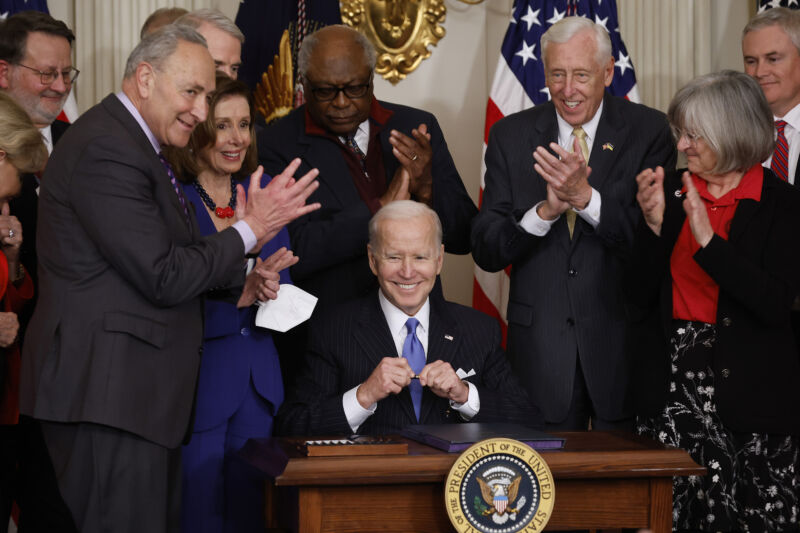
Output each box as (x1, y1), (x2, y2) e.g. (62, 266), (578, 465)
(257, 25), (477, 313)
(277, 201), (542, 436)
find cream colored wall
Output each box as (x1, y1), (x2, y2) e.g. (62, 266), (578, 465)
(50, 0), (757, 306)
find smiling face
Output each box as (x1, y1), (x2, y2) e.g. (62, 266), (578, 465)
(544, 29), (614, 127)
(199, 94), (251, 176)
(138, 40), (216, 148)
(1, 31), (73, 128)
(743, 24), (800, 117)
(368, 214), (443, 317)
(303, 30), (373, 136)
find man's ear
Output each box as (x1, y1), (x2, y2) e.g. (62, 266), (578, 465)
(135, 61), (156, 99)
(0, 60), (12, 90)
(367, 244), (379, 276)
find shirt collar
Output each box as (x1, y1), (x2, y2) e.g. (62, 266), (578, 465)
(556, 100), (604, 146)
(689, 163), (764, 206)
(304, 97), (394, 138)
(378, 290), (430, 338)
(776, 100), (800, 132)
(39, 125), (53, 155)
(115, 91), (161, 154)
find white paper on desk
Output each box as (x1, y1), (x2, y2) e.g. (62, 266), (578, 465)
(255, 284), (318, 332)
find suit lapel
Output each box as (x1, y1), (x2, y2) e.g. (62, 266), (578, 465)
(101, 95), (195, 239)
(534, 107), (573, 251)
(355, 295), (419, 423)
(420, 297), (459, 422)
(296, 115), (362, 209)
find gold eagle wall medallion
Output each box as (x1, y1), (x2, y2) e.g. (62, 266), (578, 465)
(341, 0), (446, 84)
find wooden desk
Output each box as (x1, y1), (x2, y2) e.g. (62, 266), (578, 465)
(240, 431), (704, 532)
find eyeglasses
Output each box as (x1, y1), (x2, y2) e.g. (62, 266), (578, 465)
(672, 127), (702, 145)
(15, 63), (80, 85)
(307, 79), (371, 102)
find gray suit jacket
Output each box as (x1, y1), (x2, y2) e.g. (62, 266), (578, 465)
(20, 94), (246, 448)
(471, 93), (676, 423)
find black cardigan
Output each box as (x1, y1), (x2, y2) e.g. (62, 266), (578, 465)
(625, 167), (800, 435)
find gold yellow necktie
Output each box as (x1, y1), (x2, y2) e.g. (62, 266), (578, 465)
(565, 127), (589, 238)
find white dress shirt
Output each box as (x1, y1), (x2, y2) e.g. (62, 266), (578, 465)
(342, 291), (479, 433)
(763, 101), (800, 185)
(338, 119), (370, 154)
(520, 102), (604, 235)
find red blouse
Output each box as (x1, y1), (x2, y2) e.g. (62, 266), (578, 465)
(670, 163), (764, 323)
(0, 255), (34, 426)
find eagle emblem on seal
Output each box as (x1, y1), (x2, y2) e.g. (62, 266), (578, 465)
(476, 466), (527, 524)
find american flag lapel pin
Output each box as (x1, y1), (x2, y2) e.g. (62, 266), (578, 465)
(602, 142), (614, 151)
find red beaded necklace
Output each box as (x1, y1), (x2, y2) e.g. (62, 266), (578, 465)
(192, 177), (237, 219)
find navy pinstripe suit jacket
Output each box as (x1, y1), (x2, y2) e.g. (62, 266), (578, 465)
(471, 93), (676, 424)
(276, 293), (543, 436)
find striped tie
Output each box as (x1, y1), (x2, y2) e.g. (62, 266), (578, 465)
(772, 120), (790, 182)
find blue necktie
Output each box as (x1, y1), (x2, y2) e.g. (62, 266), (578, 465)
(402, 318), (425, 420)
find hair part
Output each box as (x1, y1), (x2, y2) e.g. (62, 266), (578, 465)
(368, 200), (443, 253)
(743, 7), (800, 54)
(140, 7), (189, 40)
(124, 24), (207, 79)
(540, 16), (612, 70)
(0, 92), (48, 174)
(297, 24), (376, 79)
(165, 74), (257, 183)
(0, 10), (75, 64)
(668, 70), (774, 174)
(176, 9), (244, 44)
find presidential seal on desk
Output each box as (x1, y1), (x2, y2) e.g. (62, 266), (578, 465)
(444, 438), (554, 532)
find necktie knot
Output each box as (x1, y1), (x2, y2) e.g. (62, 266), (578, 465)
(405, 317), (419, 336)
(776, 120), (788, 134)
(573, 126), (587, 140)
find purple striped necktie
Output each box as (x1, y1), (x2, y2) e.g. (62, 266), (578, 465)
(772, 120), (790, 182)
(158, 152), (191, 225)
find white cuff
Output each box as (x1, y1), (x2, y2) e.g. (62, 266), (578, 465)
(450, 381), (480, 420)
(233, 220), (258, 254)
(520, 201), (558, 236)
(574, 188), (601, 228)
(343, 385), (376, 433)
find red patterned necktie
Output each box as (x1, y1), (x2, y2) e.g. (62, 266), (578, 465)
(772, 120), (790, 182)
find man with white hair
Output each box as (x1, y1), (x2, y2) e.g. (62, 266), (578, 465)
(472, 16), (675, 432)
(278, 200), (541, 436)
(177, 8), (243, 79)
(20, 24), (318, 533)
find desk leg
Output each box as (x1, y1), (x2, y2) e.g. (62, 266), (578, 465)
(298, 488), (322, 533)
(648, 478), (672, 533)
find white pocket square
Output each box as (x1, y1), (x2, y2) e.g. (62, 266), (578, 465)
(456, 368), (476, 379)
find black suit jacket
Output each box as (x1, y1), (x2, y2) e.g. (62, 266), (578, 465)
(11, 119), (69, 288)
(625, 168), (800, 435)
(10, 120), (69, 344)
(471, 93), (676, 423)
(20, 94), (246, 448)
(276, 293), (543, 436)
(257, 101), (477, 308)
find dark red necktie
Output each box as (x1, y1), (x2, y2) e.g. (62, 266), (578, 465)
(772, 120), (790, 182)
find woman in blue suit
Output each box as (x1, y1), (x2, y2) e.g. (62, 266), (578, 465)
(166, 74), (295, 533)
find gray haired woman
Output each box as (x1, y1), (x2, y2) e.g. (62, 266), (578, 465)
(626, 70), (800, 531)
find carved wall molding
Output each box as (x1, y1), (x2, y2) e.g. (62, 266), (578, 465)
(341, 0), (447, 84)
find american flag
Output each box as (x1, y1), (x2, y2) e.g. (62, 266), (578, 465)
(0, 0), (79, 123)
(758, 0), (800, 11)
(473, 0), (639, 343)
